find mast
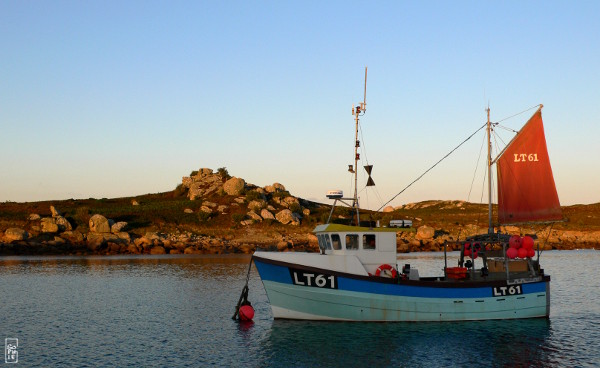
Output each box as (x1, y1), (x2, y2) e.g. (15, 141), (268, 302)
(351, 67), (367, 226)
(486, 107), (493, 234)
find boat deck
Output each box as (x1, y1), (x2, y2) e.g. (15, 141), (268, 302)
(417, 271), (540, 283)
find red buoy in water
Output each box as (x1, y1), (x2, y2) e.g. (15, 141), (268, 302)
(521, 236), (534, 249)
(239, 305), (255, 321)
(509, 235), (521, 249)
(506, 247), (518, 259)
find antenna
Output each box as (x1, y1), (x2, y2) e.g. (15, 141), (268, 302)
(350, 66), (368, 225)
(363, 66), (367, 112)
(327, 67), (370, 226)
(486, 106), (493, 234)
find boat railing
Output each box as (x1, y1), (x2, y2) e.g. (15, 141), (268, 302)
(443, 239), (540, 281)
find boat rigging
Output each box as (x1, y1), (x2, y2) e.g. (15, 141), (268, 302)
(326, 67), (375, 226)
(249, 70), (559, 321)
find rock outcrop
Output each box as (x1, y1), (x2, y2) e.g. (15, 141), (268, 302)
(89, 214), (110, 233)
(62, 230), (85, 243)
(54, 216), (72, 231)
(40, 218), (59, 233)
(416, 226), (435, 240)
(111, 222), (128, 233)
(223, 177), (245, 196)
(248, 200), (266, 212)
(50, 206), (61, 217)
(247, 211), (263, 222)
(183, 168), (224, 200)
(4, 228), (28, 242)
(2, 172), (598, 257)
(260, 209), (275, 220)
(265, 183), (286, 193)
(150, 246), (166, 255)
(275, 209), (301, 225)
(0, 198), (321, 255)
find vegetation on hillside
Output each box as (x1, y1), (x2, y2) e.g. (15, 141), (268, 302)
(1, 189), (598, 238)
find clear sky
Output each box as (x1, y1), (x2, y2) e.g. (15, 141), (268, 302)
(1, 1), (599, 209)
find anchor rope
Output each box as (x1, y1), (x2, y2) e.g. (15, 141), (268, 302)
(538, 223), (554, 260)
(232, 257), (253, 320)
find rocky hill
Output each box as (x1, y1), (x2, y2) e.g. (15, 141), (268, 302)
(1, 167), (598, 255)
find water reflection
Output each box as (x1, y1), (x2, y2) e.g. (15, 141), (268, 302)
(260, 319), (552, 367)
(0, 251), (597, 367)
(0, 254), (253, 279)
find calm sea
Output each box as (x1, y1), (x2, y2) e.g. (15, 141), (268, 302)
(0, 250), (598, 367)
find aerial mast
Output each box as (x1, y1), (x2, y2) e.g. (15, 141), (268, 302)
(486, 106), (493, 234)
(350, 67), (367, 226)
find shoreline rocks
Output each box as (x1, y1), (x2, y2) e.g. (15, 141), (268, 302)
(89, 214), (110, 233)
(4, 228), (28, 242)
(1, 174), (599, 256)
(1, 228), (598, 256)
(3, 217), (598, 256)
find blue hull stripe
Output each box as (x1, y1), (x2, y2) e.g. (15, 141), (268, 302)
(255, 258), (547, 299)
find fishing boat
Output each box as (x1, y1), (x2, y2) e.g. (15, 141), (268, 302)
(250, 71), (561, 321)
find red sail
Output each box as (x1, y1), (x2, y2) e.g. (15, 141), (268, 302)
(496, 108), (562, 224)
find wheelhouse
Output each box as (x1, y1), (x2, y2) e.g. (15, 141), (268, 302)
(314, 224), (397, 275)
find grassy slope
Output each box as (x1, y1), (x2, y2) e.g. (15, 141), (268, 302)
(1, 191), (598, 240)
(0, 191), (326, 242)
(378, 201), (600, 233)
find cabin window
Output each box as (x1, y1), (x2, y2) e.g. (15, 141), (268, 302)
(317, 234), (332, 251)
(317, 234), (326, 252)
(323, 234), (332, 250)
(363, 234), (376, 250)
(345, 234), (359, 250)
(331, 234), (342, 250)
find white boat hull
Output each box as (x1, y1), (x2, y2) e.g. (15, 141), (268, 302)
(254, 253), (550, 322)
